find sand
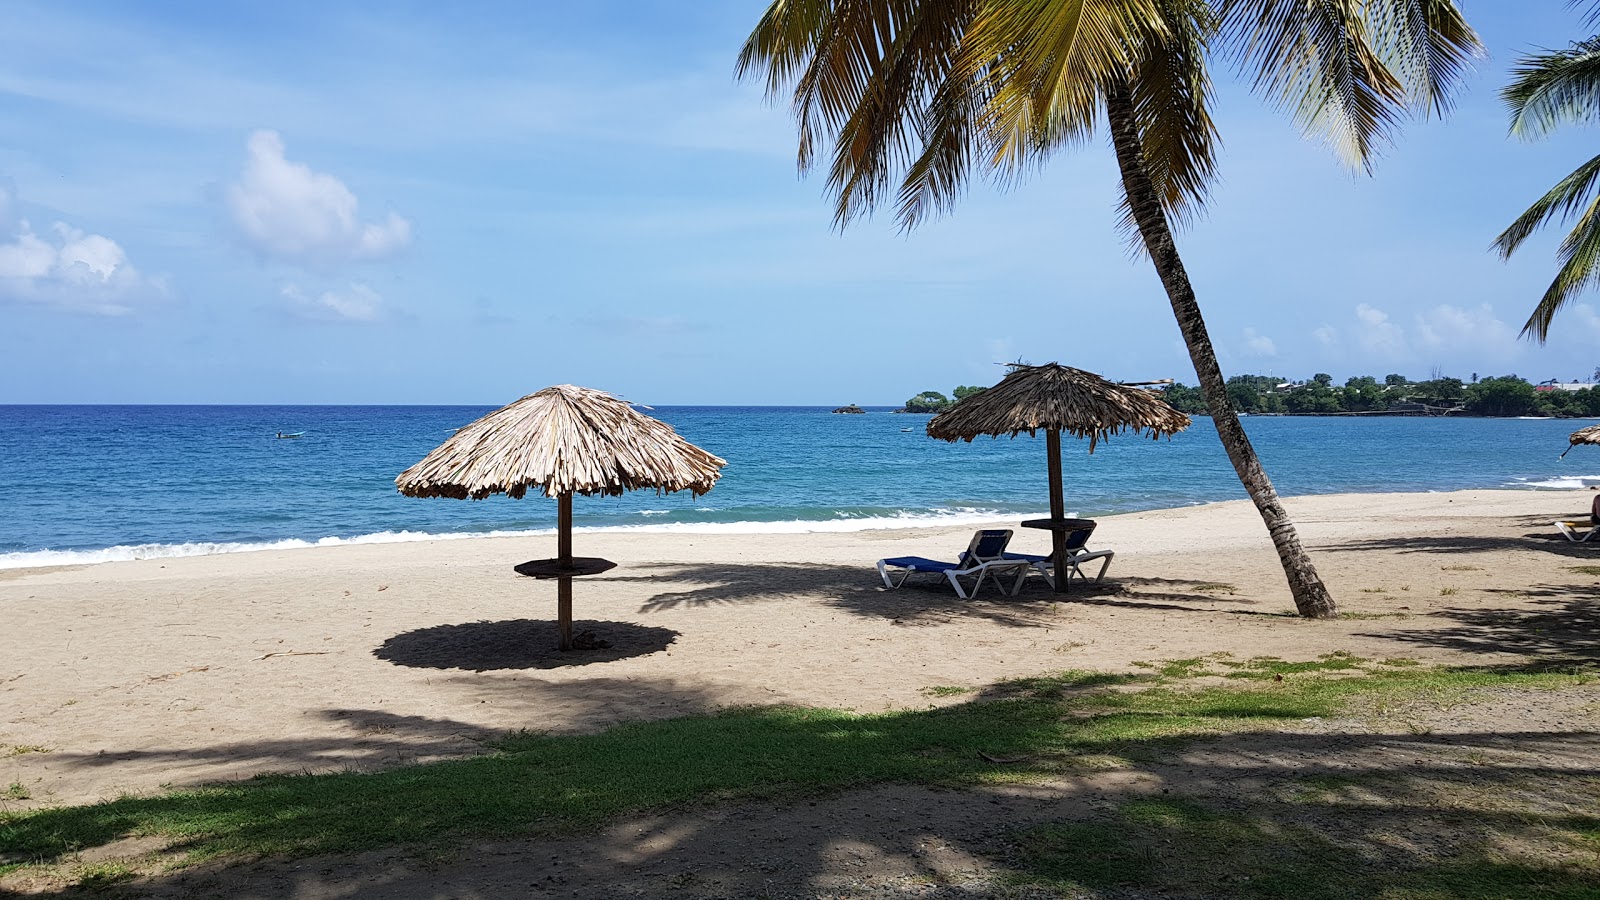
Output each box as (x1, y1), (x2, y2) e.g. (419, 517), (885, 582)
(2, 489), (1597, 811)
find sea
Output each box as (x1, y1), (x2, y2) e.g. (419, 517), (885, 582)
(1, 405), (1595, 569)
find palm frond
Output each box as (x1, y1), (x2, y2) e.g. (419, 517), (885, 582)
(1494, 154), (1600, 341)
(1216, 0), (1479, 169)
(1364, 0), (1481, 117)
(1503, 39), (1600, 139)
(1118, 0), (1219, 234)
(1493, 153), (1600, 259)
(1524, 188), (1600, 341)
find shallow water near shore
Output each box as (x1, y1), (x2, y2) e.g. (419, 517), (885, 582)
(0, 405), (1595, 566)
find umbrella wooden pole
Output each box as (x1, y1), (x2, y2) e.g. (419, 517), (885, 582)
(557, 491), (574, 651)
(1046, 428), (1068, 594)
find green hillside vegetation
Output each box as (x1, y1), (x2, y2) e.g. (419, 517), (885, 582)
(1163, 373), (1600, 418)
(902, 385), (987, 413)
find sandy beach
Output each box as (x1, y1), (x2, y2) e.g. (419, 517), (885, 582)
(2, 489), (1596, 811)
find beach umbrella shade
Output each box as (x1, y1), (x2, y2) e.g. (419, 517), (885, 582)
(396, 384), (726, 650)
(927, 363), (1190, 593)
(1563, 424), (1600, 458)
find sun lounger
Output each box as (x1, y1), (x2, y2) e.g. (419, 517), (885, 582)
(1003, 522), (1114, 590)
(876, 529), (1032, 599)
(1555, 495), (1600, 543)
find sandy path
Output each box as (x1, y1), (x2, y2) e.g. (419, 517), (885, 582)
(2, 489), (1596, 809)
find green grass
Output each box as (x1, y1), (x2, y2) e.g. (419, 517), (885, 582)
(1568, 566), (1600, 577)
(1008, 792), (1600, 899)
(0, 663), (1591, 887)
(920, 685), (972, 698)
(2, 784), (27, 802)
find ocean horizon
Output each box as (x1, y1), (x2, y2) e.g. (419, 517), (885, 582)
(2, 404), (1596, 569)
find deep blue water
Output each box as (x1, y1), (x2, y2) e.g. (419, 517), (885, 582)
(1, 405), (1595, 566)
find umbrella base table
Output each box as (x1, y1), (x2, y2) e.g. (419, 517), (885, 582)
(513, 557), (617, 578)
(1019, 517), (1097, 533)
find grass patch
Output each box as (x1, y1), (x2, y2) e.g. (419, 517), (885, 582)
(0, 665), (1589, 885)
(1567, 566), (1600, 577)
(921, 685), (972, 698)
(1337, 611), (1411, 621)
(3, 747), (47, 758)
(1008, 791), (1600, 899)
(2, 784), (27, 802)
(1440, 565), (1483, 572)
(1191, 582), (1237, 594)
(1440, 587), (1459, 596)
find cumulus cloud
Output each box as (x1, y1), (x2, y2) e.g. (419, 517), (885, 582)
(1354, 303), (1406, 356)
(1415, 303), (1517, 351)
(1242, 327), (1277, 357)
(0, 182), (163, 314)
(280, 282), (384, 322)
(228, 130), (410, 268)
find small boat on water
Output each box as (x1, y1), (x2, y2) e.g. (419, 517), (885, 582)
(900, 427), (914, 432)
(275, 431), (306, 439)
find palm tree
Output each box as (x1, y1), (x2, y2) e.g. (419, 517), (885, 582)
(738, 0), (1481, 618)
(1494, 4), (1600, 341)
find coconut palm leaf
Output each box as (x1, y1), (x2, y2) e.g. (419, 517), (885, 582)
(1214, 0), (1478, 168)
(1495, 153), (1600, 340)
(1504, 38), (1600, 139)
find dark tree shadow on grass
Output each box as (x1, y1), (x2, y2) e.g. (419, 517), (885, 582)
(6, 687), (1599, 900)
(374, 619), (678, 671)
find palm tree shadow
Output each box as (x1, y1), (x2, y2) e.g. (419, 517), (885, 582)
(589, 563), (1254, 626)
(1320, 520), (1600, 559)
(374, 619), (678, 671)
(1360, 588), (1600, 665)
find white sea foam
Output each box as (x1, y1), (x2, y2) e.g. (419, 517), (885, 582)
(0, 507), (1037, 570)
(1507, 474), (1600, 490)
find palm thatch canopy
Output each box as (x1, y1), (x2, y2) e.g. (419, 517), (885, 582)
(1564, 423), (1600, 458)
(928, 363), (1191, 449)
(397, 385), (726, 500)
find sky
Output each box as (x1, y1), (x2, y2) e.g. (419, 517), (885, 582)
(2, 1), (1599, 405)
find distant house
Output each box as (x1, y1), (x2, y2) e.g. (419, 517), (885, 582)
(1535, 381), (1591, 393)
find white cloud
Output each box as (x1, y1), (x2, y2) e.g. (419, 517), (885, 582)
(1313, 325), (1339, 347)
(1354, 303), (1406, 356)
(280, 282), (384, 322)
(1415, 303), (1516, 351)
(1242, 327), (1277, 357)
(0, 183), (163, 314)
(228, 130), (410, 268)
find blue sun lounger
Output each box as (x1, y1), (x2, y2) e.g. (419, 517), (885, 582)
(876, 529), (1032, 599)
(1003, 522), (1114, 591)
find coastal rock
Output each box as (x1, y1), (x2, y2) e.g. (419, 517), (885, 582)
(832, 404), (866, 414)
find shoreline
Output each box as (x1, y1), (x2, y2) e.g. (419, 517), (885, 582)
(2, 488), (1594, 809)
(5, 478), (1598, 571)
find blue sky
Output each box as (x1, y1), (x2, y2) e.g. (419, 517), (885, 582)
(2, 1), (1599, 404)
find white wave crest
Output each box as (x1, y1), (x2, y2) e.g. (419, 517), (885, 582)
(1507, 474), (1600, 490)
(0, 507), (1040, 570)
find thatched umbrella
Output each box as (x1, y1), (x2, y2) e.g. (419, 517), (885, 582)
(1563, 423), (1600, 458)
(397, 385), (725, 650)
(927, 363), (1190, 593)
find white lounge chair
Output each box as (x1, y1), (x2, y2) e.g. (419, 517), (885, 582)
(877, 529), (1032, 599)
(1004, 523), (1115, 590)
(1555, 495), (1600, 543)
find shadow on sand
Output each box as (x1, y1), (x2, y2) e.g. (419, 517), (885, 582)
(588, 562), (1256, 628)
(374, 619), (679, 671)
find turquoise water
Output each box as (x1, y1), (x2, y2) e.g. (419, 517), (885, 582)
(0, 405), (1595, 567)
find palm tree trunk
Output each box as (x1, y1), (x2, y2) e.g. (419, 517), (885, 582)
(1104, 79), (1336, 619)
